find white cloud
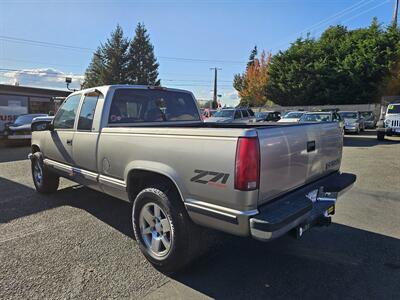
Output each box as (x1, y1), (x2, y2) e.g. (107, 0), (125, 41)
(0, 68), (83, 90)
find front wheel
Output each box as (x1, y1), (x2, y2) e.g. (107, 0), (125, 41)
(377, 131), (385, 141)
(31, 152), (60, 193)
(132, 186), (200, 273)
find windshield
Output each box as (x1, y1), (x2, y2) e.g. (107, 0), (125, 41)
(338, 112), (357, 119)
(255, 112), (267, 118)
(213, 110), (234, 118)
(14, 114), (46, 125)
(387, 104), (400, 114)
(360, 111), (373, 119)
(300, 113), (331, 122)
(282, 112), (303, 119)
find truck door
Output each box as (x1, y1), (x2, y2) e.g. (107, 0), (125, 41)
(44, 94), (81, 165)
(71, 92), (102, 189)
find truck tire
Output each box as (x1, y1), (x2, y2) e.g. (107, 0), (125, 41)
(377, 131), (385, 141)
(31, 152), (60, 193)
(132, 185), (200, 274)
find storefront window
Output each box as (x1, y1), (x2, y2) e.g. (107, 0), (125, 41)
(0, 94), (28, 132)
(29, 97), (53, 114)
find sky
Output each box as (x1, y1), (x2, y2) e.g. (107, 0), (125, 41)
(0, 0), (395, 106)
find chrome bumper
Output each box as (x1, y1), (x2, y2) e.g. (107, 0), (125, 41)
(250, 172), (356, 241)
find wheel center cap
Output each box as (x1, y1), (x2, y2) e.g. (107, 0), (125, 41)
(155, 222), (162, 233)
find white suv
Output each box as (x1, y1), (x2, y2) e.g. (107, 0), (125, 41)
(377, 103), (400, 140)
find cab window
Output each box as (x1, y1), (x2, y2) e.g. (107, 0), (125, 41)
(53, 94), (81, 129)
(108, 89), (200, 123)
(242, 110), (249, 117)
(234, 110), (242, 119)
(78, 94), (99, 131)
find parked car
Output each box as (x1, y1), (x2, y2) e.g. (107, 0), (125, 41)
(360, 111), (376, 129)
(201, 108), (216, 120)
(30, 85), (356, 273)
(204, 107), (256, 123)
(377, 103), (400, 140)
(338, 111), (365, 134)
(3, 113), (47, 144)
(277, 111), (304, 123)
(299, 111), (342, 123)
(255, 111), (281, 122)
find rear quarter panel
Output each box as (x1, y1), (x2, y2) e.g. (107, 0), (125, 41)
(97, 127), (259, 212)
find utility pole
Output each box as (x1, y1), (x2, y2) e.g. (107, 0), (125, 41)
(394, 0), (399, 27)
(210, 67), (221, 109)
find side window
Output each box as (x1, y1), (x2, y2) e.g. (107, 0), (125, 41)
(78, 94), (99, 131)
(53, 94), (81, 129)
(242, 110), (249, 118)
(248, 109), (254, 117)
(234, 110), (242, 119)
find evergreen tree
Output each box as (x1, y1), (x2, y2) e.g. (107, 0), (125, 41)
(126, 23), (160, 85)
(83, 48), (105, 88)
(102, 24), (129, 84)
(247, 45), (258, 68)
(83, 25), (129, 88)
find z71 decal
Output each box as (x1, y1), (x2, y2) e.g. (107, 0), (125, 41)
(190, 169), (230, 188)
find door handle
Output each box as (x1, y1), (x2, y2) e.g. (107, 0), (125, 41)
(66, 139), (73, 146)
(307, 141), (316, 152)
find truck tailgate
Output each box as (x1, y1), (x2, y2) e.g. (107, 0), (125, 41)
(257, 123), (343, 206)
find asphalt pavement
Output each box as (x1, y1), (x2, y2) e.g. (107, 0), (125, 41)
(0, 131), (399, 299)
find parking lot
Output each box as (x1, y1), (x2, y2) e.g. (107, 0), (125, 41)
(0, 130), (399, 300)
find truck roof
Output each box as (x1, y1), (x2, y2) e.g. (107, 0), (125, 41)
(70, 85), (193, 97)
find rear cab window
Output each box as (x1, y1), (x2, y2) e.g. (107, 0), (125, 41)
(108, 89), (200, 124)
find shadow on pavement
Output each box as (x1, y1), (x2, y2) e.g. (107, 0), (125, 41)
(343, 135), (399, 147)
(0, 143), (31, 163)
(1, 177), (400, 299)
(173, 224), (400, 299)
(0, 177), (133, 238)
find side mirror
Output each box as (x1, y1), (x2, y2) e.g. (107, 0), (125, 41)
(31, 119), (54, 132)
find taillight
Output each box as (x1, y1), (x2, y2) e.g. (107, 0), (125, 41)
(235, 137), (260, 191)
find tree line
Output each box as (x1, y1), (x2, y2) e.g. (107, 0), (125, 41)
(234, 18), (400, 107)
(83, 23), (159, 88)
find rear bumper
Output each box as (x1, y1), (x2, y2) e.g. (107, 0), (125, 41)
(344, 125), (358, 132)
(377, 127), (400, 135)
(364, 121), (376, 128)
(249, 172), (356, 241)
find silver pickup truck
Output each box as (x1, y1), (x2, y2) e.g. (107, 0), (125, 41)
(30, 85), (356, 273)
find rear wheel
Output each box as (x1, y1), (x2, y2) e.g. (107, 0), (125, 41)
(31, 152), (60, 193)
(132, 185), (202, 274)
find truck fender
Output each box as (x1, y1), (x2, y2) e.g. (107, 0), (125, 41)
(124, 160), (186, 203)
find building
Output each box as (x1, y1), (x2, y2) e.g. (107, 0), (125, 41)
(0, 84), (71, 133)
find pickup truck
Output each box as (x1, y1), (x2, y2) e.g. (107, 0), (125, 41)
(30, 85), (356, 273)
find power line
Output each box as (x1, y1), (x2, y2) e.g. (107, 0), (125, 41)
(0, 35), (246, 64)
(270, 0), (379, 50)
(340, 0), (390, 24)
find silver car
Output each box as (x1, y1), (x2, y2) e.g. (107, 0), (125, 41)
(338, 111), (365, 134)
(204, 108), (256, 123)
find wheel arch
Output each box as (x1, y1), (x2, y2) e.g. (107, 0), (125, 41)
(31, 144), (40, 154)
(126, 168), (185, 205)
